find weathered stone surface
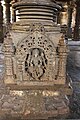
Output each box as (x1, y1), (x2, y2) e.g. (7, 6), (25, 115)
(0, 0), (72, 119)
(0, 41), (80, 119)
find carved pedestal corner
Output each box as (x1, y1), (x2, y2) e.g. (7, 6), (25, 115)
(3, 33), (15, 84)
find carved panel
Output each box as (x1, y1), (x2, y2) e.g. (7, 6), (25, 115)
(25, 48), (47, 80)
(15, 24), (56, 81)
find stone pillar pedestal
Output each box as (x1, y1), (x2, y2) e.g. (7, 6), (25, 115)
(1, 0), (72, 119)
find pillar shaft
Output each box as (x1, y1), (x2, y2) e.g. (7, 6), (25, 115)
(57, 12), (61, 24)
(11, 0), (16, 22)
(0, 0), (3, 43)
(73, 0), (80, 40)
(12, 8), (16, 22)
(67, 1), (73, 38)
(5, 1), (11, 24)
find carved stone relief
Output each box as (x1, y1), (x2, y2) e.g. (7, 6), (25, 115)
(3, 33), (15, 84)
(15, 24), (57, 81)
(1, 0), (72, 119)
(3, 23), (67, 84)
(25, 48), (47, 80)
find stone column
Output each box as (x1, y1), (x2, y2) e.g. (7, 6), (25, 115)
(11, 0), (16, 22)
(57, 3), (67, 25)
(73, 0), (80, 41)
(67, 1), (74, 38)
(0, 0), (3, 43)
(5, 1), (11, 24)
(12, 8), (16, 22)
(57, 12), (61, 25)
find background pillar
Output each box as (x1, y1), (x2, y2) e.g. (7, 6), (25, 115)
(0, 0), (3, 43)
(67, 1), (74, 38)
(73, 0), (80, 41)
(5, 0), (11, 24)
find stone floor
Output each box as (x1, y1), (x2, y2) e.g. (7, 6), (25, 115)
(0, 42), (80, 119)
(66, 43), (80, 119)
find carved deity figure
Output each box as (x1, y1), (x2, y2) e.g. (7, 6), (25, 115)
(25, 48), (47, 80)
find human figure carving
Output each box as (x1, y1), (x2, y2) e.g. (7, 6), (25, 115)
(25, 48), (47, 80)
